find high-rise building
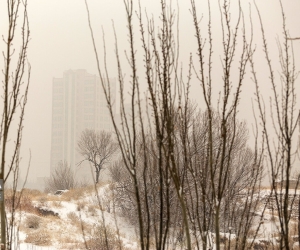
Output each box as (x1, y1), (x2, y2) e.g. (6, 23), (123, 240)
(50, 69), (116, 177)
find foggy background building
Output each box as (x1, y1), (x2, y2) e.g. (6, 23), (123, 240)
(50, 69), (116, 180)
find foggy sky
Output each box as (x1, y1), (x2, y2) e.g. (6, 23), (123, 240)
(0, 0), (300, 186)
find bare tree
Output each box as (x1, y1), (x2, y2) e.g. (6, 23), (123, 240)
(108, 106), (263, 249)
(250, 2), (300, 249)
(45, 161), (78, 193)
(84, 0), (268, 249)
(77, 129), (119, 184)
(180, 109), (264, 249)
(1, 0), (30, 249)
(189, 1), (267, 249)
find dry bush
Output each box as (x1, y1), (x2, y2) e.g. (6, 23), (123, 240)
(66, 212), (93, 234)
(37, 196), (48, 206)
(34, 206), (59, 218)
(5, 189), (57, 218)
(5, 190), (36, 214)
(19, 196), (36, 214)
(87, 205), (97, 216)
(24, 228), (52, 246)
(67, 211), (79, 223)
(270, 215), (277, 222)
(247, 228), (257, 239)
(101, 191), (112, 212)
(45, 161), (79, 193)
(25, 215), (42, 229)
(85, 224), (123, 250)
(76, 201), (85, 211)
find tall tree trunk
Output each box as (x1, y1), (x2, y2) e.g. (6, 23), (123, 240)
(95, 166), (100, 184)
(298, 198), (300, 247)
(215, 205), (220, 250)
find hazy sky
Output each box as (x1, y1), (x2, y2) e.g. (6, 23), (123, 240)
(1, 0), (300, 184)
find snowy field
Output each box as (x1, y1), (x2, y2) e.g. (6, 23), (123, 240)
(5, 185), (300, 250)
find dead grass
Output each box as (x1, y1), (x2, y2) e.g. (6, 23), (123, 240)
(59, 241), (85, 249)
(36, 196), (48, 206)
(24, 228), (52, 246)
(5, 190), (36, 214)
(61, 182), (110, 202)
(61, 185), (93, 201)
(52, 200), (63, 208)
(9, 183), (127, 248)
(20, 189), (44, 198)
(66, 211), (91, 234)
(5, 188), (65, 216)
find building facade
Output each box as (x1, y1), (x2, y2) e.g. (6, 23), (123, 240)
(50, 69), (116, 176)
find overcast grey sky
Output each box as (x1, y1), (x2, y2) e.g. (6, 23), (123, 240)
(1, 0), (300, 184)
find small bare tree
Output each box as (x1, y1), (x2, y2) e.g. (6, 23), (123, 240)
(77, 129), (119, 184)
(1, 0), (30, 249)
(45, 161), (78, 192)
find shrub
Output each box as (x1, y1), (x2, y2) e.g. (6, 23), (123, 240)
(25, 215), (42, 229)
(87, 205), (97, 216)
(67, 211), (79, 223)
(86, 224), (123, 250)
(37, 196), (48, 206)
(45, 161), (78, 193)
(76, 201), (85, 211)
(35, 207), (59, 217)
(5, 190), (36, 214)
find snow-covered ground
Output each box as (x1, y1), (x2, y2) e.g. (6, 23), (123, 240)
(8, 184), (138, 250)
(7, 186), (300, 249)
